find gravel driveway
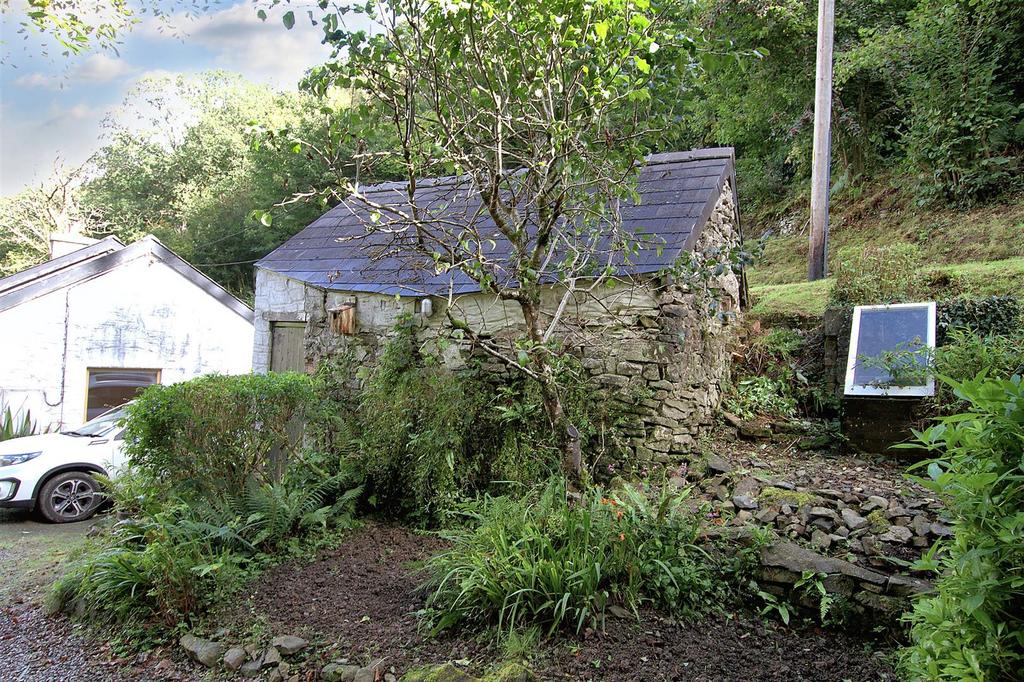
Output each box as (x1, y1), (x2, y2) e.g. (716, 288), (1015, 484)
(0, 509), (195, 681)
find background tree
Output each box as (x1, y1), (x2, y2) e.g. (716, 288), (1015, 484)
(0, 163), (100, 276)
(82, 71), (396, 296)
(665, 0), (1022, 211)
(283, 0), (714, 478)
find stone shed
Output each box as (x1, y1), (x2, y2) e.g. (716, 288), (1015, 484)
(253, 148), (745, 463)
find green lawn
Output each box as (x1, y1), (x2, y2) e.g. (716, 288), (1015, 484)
(750, 257), (1024, 325)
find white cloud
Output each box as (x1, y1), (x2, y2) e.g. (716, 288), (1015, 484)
(141, 3), (339, 89)
(14, 73), (53, 89)
(74, 54), (136, 82)
(13, 54), (136, 90)
(1, 102), (105, 194)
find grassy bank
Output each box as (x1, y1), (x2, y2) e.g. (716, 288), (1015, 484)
(750, 257), (1024, 325)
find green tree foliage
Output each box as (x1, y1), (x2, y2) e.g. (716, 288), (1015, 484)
(81, 72), (395, 296)
(675, 0), (1022, 208)
(285, 0), (719, 478)
(5, 0), (208, 59)
(0, 165), (100, 276)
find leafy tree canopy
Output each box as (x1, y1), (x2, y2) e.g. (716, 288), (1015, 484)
(81, 71), (399, 297)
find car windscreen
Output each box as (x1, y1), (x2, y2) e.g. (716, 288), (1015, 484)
(66, 408), (126, 438)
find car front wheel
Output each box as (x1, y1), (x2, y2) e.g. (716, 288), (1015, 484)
(38, 471), (102, 523)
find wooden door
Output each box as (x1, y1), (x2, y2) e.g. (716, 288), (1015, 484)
(270, 323), (306, 373)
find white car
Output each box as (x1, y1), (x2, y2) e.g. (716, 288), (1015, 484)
(0, 407), (128, 523)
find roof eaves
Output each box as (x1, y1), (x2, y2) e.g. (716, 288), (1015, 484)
(0, 235), (124, 296)
(136, 236), (254, 323)
(0, 235), (254, 323)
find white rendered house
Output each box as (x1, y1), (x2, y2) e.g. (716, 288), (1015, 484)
(0, 235), (254, 430)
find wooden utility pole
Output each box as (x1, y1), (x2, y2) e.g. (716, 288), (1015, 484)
(808, 0), (834, 281)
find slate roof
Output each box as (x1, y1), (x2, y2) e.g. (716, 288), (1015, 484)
(0, 235), (253, 322)
(257, 148), (738, 296)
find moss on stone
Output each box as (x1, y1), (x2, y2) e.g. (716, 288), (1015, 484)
(758, 486), (821, 508)
(402, 663), (478, 682)
(864, 509), (890, 533)
(480, 662), (536, 682)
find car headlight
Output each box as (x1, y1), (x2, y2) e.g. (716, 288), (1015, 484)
(0, 452), (41, 467)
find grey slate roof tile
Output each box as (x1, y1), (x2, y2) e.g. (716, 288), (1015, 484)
(258, 148), (736, 295)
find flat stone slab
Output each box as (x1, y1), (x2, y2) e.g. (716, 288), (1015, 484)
(760, 541), (889, 586)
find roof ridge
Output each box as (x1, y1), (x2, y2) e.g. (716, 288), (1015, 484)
(350, 147), (735, 195)
(0, 236), (252, 323)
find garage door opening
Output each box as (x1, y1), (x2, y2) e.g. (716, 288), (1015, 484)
(86, 368), (161, 420)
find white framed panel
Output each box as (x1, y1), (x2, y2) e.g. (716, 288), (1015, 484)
(844, 301), (936, 397)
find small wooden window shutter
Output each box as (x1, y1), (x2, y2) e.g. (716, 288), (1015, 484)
(329, 301), (357, 335)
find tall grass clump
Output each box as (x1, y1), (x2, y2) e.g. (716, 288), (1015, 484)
(423, 478), (726, 636)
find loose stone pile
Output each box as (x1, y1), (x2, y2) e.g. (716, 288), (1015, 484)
(679, 433), (947, 618)
(179, 632), (537, 682)
(702, 471), (949, 565)
(179, 632), (314, 681)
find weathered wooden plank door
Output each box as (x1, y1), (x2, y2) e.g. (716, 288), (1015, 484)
(270, 323), (306, 373)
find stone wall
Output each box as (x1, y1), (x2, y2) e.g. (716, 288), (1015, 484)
(252, 183), (743, 464)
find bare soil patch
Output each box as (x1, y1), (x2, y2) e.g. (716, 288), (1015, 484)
(221, 521), (897, 681)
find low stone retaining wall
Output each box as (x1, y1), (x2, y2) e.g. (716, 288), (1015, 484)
(758, 540), (933, 620)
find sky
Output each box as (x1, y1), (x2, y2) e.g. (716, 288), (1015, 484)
(0, 1), (350, 196)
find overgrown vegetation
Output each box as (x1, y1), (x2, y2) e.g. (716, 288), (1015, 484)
(900, 375), (1024, 681)
(679, 0), (1023, 210)
(315, 320), (629, 526)
(829, 244), (924, 307)
(723, 327), (837, 421)
(423, 478), (754, 636)
(49, 373), (361, 635)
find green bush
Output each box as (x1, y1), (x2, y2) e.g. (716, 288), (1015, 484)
(932, 329), (1024, 412)
(51, 371), (362, 635)
(51, 469), (361, 630)
(829, 243), (923, 307)
(423, 478), (723, 636)
(723, 326), (838, 419)
(123, 372), (315, 497)
(353, 324), (490, 523)
(937, 296), (1022, 343)
(51, 507), (248, 627)
(723, 376), (798, 421)
(899, 375), (1024, 681)
(325, 319), (621, 525)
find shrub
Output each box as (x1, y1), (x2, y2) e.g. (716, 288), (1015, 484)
(354, 324), (489, 522)
(723, 376), (798, 421)
(51, 470), (361, 630)
(937, 296), (1022, 343)
(51, 506), (248, 627)
(51, 371), (361, 635)
(931, 329), (1024, 412)
(423, 478), (722, 636)
(829, 243), (923, 307)
(123, 372), (315, 497)
(899, 375), (1024, 681)
(325, 319), (620, 525)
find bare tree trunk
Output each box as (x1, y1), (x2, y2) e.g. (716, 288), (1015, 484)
(520, 295), (582, 481)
